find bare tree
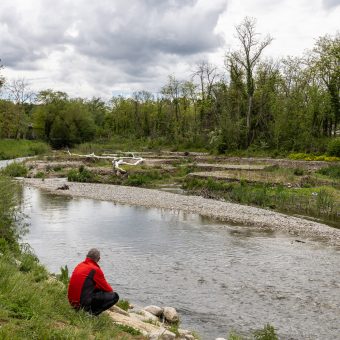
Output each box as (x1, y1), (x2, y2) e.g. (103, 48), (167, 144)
(5, 78), (35, 138)
(192, 60), (218, 100)
(228, 17), (273, 145)
(161, 75), (181, 122)
(6, 78), (34, 105)
(0, 60), (5, 90)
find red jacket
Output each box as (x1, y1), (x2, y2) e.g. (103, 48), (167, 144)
(68, 257), (113, 307)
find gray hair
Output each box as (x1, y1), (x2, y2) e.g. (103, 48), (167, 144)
(86, 248), (100, 262)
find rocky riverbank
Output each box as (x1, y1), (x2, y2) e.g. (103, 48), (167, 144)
(23, 178), (340, 246)
(107, 304), (196, 339)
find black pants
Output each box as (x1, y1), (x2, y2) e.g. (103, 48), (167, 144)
(83, 291), (119, 316)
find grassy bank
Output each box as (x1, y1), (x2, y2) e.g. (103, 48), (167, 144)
(0, 139), (50, 160)
(0, 175), (144, 339)
(63, 158), (340, 227)
(183, 177), (340, 227)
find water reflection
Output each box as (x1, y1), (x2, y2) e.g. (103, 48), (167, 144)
(23, 186), (340, 340)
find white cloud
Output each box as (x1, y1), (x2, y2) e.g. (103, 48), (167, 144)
(0, 0), (339, 98)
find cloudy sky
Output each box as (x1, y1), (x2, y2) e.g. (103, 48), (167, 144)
(0, 0), (339, 99)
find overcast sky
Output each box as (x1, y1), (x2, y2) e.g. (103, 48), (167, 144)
(0, 0), (339, 99)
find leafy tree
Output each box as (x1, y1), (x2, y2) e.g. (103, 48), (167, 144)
(309, 33), (340, 136)
(33, 90), (95, 148)
(227, 17), (273, 146)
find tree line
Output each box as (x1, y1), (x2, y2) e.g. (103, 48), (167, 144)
(0, 18), (339, 153)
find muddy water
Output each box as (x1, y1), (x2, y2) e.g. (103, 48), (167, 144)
(22, 186), (340, 339)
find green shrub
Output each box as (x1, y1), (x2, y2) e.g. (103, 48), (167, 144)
(0, 176), (23, 250)
(57, 265), (69, 286)
(28, 142), (51, 155)
(116, 299), (130, 311)
(293, 168), (304, 176)
(327, 138), (340, 157)
(316, 189), (335, 215)
(34, 171), (45, 179)
(125, 170), (162, 186)
(67, 166), (95, 183)
(288, 152), (340, 162)
(254, 324), (278, 340)
(1, 162), (28, 177)
(316, 165), (340, 179)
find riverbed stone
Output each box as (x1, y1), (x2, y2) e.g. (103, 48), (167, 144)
(140, 310), (160, 322)
(178, 329), (196, 340)
(109, 305), (129, 316)
(163, 307), (179, 323)
(150, 327), (176, 340)
(144, 305), (164, 317)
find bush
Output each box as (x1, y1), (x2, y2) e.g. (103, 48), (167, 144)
(67, 166), (95, 183)
(125, 170), (162, 186)
(1, 162), (28, 177)
(293, 168), (304, 176)
(57, 265), (69, 285)
(116, 299), (130, 311)
(288, 152), (340, 162)
(316, 165), (340, 179)
(327, 138), (340, 157)
(254, 324), (278, 340)
(0, 176), (23, 251)
(28, 142), (51, 155)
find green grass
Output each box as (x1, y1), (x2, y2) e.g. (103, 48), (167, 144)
(316, 165), (340, 179)
(288, 152), (340, 162)
(0, 254), (143, 339)
(227, 324), (278, 340)
(183, 177), (340, 226)
(71, 135), (209, 154)
(116, 299), (130, 311)
(67, 166), (99, 183)
(0, 139), (50, 160)
(0, 175), (144, 339)
(0, 163), (28, 177)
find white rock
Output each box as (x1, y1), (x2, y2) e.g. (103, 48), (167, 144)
(144, 305), (164, 317)
(215, 338), (227, 340)
(163, 306), (179, 323)
(184, 335), (195, 340)
(140, 310), (159, 322)
(150, 327), (176, 340)
(178, 328), (190, 336)
(109, 305), (129, 316)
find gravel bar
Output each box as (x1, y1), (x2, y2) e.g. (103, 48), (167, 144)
(23, 178), (340, 246)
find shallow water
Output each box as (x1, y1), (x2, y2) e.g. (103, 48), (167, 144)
(22, 186), (340, 339)
(0, 157), (29, 169)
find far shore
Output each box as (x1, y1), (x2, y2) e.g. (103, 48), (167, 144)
(23, 177), (340, 246)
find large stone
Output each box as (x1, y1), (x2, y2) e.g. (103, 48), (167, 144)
(140, 310), (159, 323)
(178, 328), (196, 339)
(150, 327), (176, 340)
(109, 305), (129, 316)
(144, 305), (164, 317)
(106, 310), (161, 337)
(163, 307), (179, 323)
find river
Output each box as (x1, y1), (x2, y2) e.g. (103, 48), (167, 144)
(22, 186), (340, 339)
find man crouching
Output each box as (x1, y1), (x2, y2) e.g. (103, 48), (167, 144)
(68, 248), (119, 315)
